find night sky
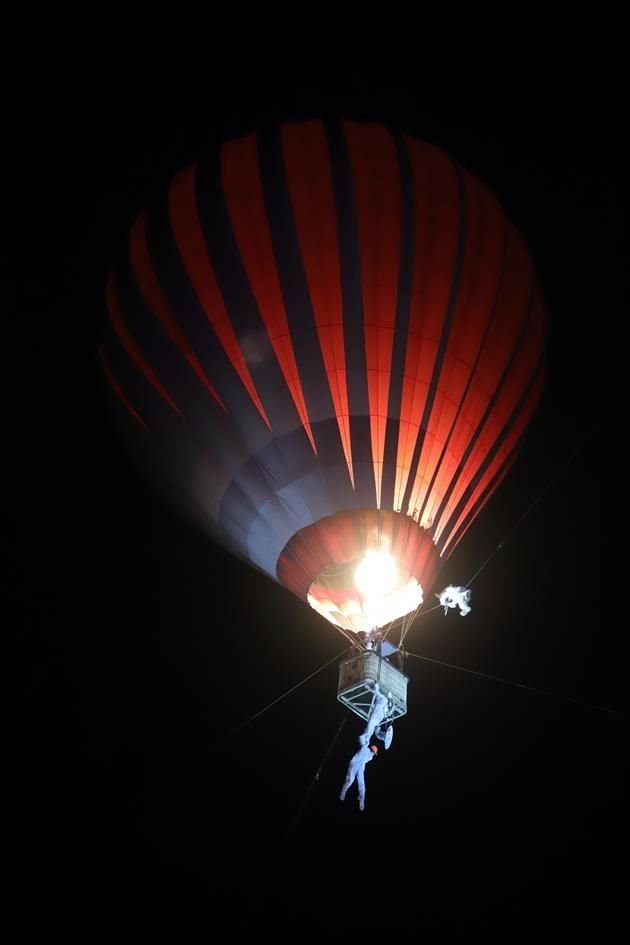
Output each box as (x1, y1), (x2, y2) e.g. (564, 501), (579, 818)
(15, 8), (626, 942)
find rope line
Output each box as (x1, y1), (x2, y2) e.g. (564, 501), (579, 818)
(226, 646), (350, 740)
(405, 650), (626, 718)
(288, 718), (348, 837)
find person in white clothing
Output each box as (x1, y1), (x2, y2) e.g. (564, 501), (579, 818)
(340, 743), (378, 811)
(360, 685), (391, 746)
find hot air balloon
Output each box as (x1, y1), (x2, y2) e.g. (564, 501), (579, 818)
(100, 120), (545, 727)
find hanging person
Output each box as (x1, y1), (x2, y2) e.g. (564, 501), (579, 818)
(340, 743), (378, 811)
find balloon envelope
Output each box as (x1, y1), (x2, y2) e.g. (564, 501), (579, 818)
(100, 120), (545, 638)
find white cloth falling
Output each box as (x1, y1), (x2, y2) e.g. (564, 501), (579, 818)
(360, 686), (390, 745)
(340, 744), (375, 811)
(437, 585), (472, 616)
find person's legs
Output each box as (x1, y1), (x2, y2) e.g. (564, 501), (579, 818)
(357, 769), (366, 811)
(340, 763), (357, 801)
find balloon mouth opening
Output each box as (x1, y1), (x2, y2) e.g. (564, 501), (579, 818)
(307, 552), (424, 633)
(276, 508), (440, 632)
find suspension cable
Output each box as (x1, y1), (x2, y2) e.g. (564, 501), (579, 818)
(400, 601), (443, 645)
(226, 646), (350, 740)
(401, 437), (590, 646)
(464, 439), (586, 590)
(405, 650), (626, 718)
(287, 718), (348, 839)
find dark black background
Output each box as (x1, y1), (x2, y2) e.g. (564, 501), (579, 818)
(14, 6), (626, 941)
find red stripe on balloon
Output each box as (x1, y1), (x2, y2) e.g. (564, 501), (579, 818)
(129, 213), (226, 411)
(98, 344), (147, 428)
(281, 120), (354, 485)
(221, 135), (317, 453)
(105, 273), (182, 416)
(344, 122), (400, 507)
(169, 165), (271, 428)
